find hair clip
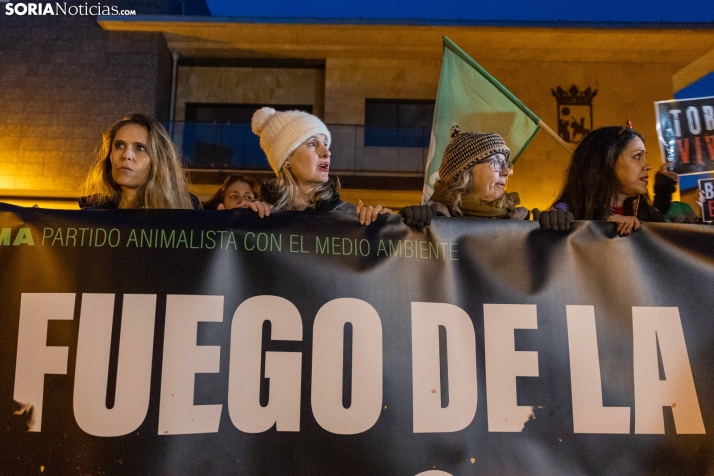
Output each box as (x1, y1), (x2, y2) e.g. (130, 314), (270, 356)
(618, 119), (633, 136)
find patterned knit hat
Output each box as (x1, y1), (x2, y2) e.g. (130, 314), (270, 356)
(438, 125), (511, 182)
(251, 107), (331, 175)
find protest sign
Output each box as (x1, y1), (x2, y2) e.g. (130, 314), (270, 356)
(699, 177), (714, 222)
(2, 204), (714, 475)
(655, 96), (714, 175)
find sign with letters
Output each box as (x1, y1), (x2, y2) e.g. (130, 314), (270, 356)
(655, 96), (714, 175)
(699, 178), (714, 222)
(1, 204), (714, 475)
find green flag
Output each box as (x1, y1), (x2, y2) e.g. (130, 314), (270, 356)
(423, 37), (541, 202)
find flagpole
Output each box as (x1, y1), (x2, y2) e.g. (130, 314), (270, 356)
(537, 120), (574, 155)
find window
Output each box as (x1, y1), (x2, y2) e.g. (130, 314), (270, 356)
(364, 99), (434, 147)
(180, 103), (313, 168)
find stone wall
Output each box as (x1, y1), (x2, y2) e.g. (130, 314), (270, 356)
(175, 66), (325, 120)
(0, 13), (171, 194)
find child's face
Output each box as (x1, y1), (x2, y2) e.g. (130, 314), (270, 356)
(223, 181), (255, 209)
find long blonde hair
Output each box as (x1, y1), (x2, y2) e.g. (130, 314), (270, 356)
(270, 161), (338, 210)
(80, 114), (194, 209)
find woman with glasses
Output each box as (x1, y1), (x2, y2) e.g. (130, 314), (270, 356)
(400, 126), (528, 226)
(550, 123), (676, 236)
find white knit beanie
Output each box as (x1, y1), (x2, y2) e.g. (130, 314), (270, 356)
(251, 107), (331, 175)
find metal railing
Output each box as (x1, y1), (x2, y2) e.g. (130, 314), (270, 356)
(164, 122), (430, 174)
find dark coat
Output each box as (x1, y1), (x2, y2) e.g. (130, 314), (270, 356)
(78, 193), (202, 210)
(260, 179), (356, 214)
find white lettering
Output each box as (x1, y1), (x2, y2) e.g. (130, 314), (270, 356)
(703, 106), (714, 131)
(633, 307), (705, 434)
(14, 293), (75, 432)
(670, 110), (683, 137)
(484, 304), (538, 432)
(228, 296), (302, 433)
(686, 106), (702, 135)
(412, 302), (477, 433)
(73, 294), (156, 437)
(158, 295), (223, 435)
(703, 181), (714, 200)
(311, 298), (383, 435)
(566, 305), (630, 433)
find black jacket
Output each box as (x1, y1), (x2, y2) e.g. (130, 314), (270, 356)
(260, 179), (356, 213)
(78, 194), (202, 210)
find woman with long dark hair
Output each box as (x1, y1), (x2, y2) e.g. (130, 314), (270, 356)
(552, 123), (677, 235)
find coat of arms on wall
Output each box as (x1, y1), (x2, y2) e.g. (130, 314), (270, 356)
(551, 85), (598, 143)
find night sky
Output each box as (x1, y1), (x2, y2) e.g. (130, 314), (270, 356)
(205, 0), (714, 23)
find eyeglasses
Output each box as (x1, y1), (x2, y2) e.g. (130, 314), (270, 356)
(476, 156), (513, 174)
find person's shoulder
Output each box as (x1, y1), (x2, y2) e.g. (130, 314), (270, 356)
(641, 204), (664, 222)
(332, 200), (357, 214)
(260, 178), (280, 205)
(189, 193), (202, 210)
(78, 194), (116, 209)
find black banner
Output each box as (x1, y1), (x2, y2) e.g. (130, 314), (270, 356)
(655, 96), (714, 175)
(2, 204), (714, 475)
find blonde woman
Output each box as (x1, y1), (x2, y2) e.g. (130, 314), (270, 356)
(252, 107), (390, 225)
(79, 113), (200, 209)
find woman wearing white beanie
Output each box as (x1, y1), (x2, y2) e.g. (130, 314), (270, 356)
(252, 107), (391, 225)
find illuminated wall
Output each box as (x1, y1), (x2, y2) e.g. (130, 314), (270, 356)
(0, 10), (172, 199)
(175, 66), (325, 120)
(4, 14), (714, 213)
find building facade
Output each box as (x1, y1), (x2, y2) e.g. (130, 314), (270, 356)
(1, 5), (713, 209)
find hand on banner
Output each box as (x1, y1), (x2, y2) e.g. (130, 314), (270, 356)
(356, 200), (392, 225)
(607, 214), (640, 236)
(399, 203), (439, 228)
(218, 200), (273, 218)
(532, 208), (574, 231)
(245, 200), (273, 218)
(697, 189), (705, 209)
